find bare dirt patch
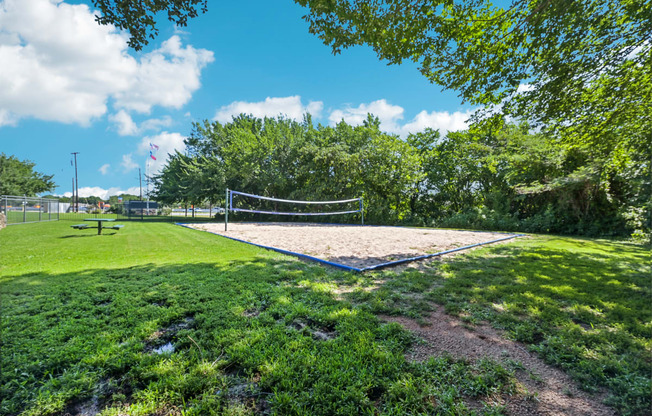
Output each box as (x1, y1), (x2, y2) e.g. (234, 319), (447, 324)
(186, 222), (519, 269)
(382, 307), (615, 416)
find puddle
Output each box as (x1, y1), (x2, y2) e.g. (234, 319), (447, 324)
(153, 342), (175, 354)
(144, 316), (195, 353)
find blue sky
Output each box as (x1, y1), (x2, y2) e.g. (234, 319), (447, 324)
(0, 0), (473, 199)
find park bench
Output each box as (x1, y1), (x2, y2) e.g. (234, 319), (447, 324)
(71, 224), (89, 229)
(105, 224), (124, 230)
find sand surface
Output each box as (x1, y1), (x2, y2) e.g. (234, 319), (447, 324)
(186, 222), (519, 269)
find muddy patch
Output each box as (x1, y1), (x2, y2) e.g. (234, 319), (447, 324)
(288, 319), (338, 341)
(144, 316), (195, 353)
(63, 379), (120, 416)
(218, 374), (271, 415)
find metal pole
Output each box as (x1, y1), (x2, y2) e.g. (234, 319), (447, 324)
(23, 196), (26, 223)
(146, 160), (150, 217)
(39, 198), (42, 222)
(72, 152), (79, 213)
(139, 168), (142, 201)
(225, 188), (229, 232)
(139, 168), (143, 220)
(360, 197), (364, 225)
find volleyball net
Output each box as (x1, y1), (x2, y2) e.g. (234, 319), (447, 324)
(225, 189), (364, 230)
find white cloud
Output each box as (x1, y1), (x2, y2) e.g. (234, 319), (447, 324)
(61, 186), (141, 199)
(113, 36), (214, 113)
(109, 110), (138, 136)
(140, 116), (172, 132)
(214, 95), (323, 123)
(98, 163), (110, 175)
(516, 83), (534, 94)
(0, 108), (17, 126)
(119, 132), (187, 179)
(137, 132), (186, 174)
(109, 110), (173, 136)
(399, 109), (474, 136)
(0, 0), (213, 127)
(329, 99), (473, 136)
(121, 154), (138, 172)
(329, 99), (404, 132)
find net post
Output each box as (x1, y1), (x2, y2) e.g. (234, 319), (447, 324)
(360, 197), (364, 225)
(225, 188), (229, 232)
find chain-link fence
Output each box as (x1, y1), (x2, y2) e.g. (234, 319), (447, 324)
(1, 195), (60, 225)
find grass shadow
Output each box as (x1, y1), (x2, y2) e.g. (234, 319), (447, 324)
(341, 237), (651, 415)
(2, 255), (522, 416)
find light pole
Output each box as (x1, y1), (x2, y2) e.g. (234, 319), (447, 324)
(71, 152), (79, 212)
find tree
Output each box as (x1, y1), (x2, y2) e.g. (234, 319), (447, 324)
(91, 0), (207, 50)
(152, 151), (192, 208)
(296, 0), (651, 143)
(107, 194), (140, 206)
(167, 114), (423, 224)
(0, 153), (55, 196)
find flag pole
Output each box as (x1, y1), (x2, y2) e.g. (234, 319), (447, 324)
(146, 157), (150, 216)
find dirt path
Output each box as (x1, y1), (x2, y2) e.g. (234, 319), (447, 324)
(381, 307), (615, 416)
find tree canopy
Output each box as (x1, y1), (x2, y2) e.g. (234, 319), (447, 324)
(91, 0), (651, 147)
(152, 114), (649, 238)
(0, 153), (55, 196)
(91, 0), (207, 50)
(296, 0), (651, 139)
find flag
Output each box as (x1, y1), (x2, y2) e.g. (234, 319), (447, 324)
(150, 151), (157, 161)
(150, 143), (159, 151)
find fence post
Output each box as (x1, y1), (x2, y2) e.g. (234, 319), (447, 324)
(23, 197), (26, 223)
(39, 198), (42, 222)
(225, 188), (229, 232)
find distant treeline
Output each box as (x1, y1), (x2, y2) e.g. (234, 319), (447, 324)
(153, 114), (650, 238)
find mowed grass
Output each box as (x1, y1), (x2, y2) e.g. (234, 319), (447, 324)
(1, 222), (650, 415)
(1, 222), (517, 416)
(343, 236), (651, 415)
(4, 211), (59, 224)
(5, 211), (118, 225)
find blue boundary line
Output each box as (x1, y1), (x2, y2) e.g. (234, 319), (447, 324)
(175, 223), (361, 272)
(358, 234), (525, 272)
(175, 223), (524, 273)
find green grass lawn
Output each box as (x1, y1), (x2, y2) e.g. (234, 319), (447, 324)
(1, 222), (650, 415)
(5, 210), (59, 224)
(5, 211), (118, 224)
(344, 236), (652, 415)
(58, 213), (118, 221)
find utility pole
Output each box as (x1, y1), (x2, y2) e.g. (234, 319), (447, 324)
(71, 152), (79, 213)
(71, 178), (75, 213)
(139, 168), (143, 201)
